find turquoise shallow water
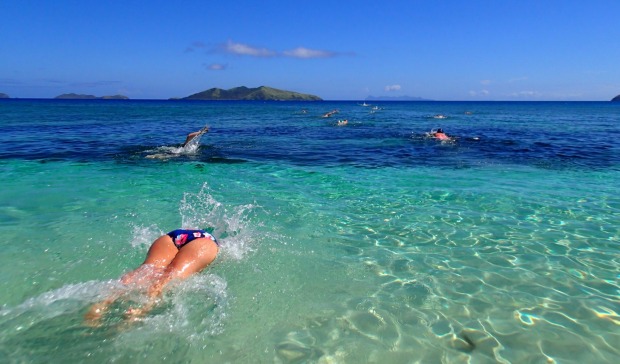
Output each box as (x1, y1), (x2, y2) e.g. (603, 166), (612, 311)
(0, 100), (619, 363)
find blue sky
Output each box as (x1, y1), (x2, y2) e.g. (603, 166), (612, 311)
(1, 0), (619, 100)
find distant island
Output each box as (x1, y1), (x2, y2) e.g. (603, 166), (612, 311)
(55, 93), (129, 100)
(365, 95), (430, 101)
(181, 86), (322, 101)
(612, 95), (620, 102)
(0, 93), (9, 99)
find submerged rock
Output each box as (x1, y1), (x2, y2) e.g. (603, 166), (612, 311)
(275, 341), (324, 363)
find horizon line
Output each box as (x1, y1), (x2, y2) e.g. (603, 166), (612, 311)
(0, 97), (616, 102)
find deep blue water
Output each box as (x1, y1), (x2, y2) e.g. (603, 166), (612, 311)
(2, 99), (618, 170)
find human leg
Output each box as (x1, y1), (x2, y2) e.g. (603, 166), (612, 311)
(85, 234), (178, 325)
(182, 127), (209, 147)
(120, 234), (178, 285)
(125, 237), (219, 319)
(150, 237), (218, 293)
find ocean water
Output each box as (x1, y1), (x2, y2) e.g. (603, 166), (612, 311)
(0, 99), (618, 363)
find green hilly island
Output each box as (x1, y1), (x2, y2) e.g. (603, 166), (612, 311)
(182, 86), (322, 101)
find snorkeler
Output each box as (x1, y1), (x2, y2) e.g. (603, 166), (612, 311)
(145, 126), (209, 159)
(182, 126), (210, 147)
(322, 109), (339, 118)
(85, 228), (219, 325)
(432, 128), (451, 141)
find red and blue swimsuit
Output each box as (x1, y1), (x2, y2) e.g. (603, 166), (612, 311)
(167, 229), (218, 249)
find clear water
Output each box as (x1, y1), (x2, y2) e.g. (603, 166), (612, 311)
(0, 99), (618, 363)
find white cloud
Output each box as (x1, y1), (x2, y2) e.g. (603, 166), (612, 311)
(509, 90), (541, 97)
(224, 40), (275, 57)
(282, 47), (335, 59)
(385, 84), (401, 92)
(214, 40), (343, 59)
(206, 63), (227, 70)
(469, 89), (490, 96)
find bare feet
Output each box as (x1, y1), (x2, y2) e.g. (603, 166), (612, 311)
(124, 299), (157, 322)
(84, 302), (109, 327)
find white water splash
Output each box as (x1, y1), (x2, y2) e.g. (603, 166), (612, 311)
(179, 182), (261, 260)
(0, 280), (122, 330)
(116, 273), (230, 345)
(144, 129), (206, 159)
(0, 182), (259, 352)
(126, 182), (261, 260)
(129, 224), (164, 249)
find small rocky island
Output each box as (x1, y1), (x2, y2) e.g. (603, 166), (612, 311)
(0, 93), (9, 98)
(181, 86), (322, 101)
(55, 93), (129, 100)
(612, 94), (620, 102)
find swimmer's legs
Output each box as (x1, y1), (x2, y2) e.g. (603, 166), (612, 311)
(182, 127), (208, 147)
(84, 296), (119, 326)
(149, 237), (218, 295)
(125, 238), (219, 320)
(84, 235), (178, 326)
(182, 132), (200, 147)
(117, 234), (178, 287)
